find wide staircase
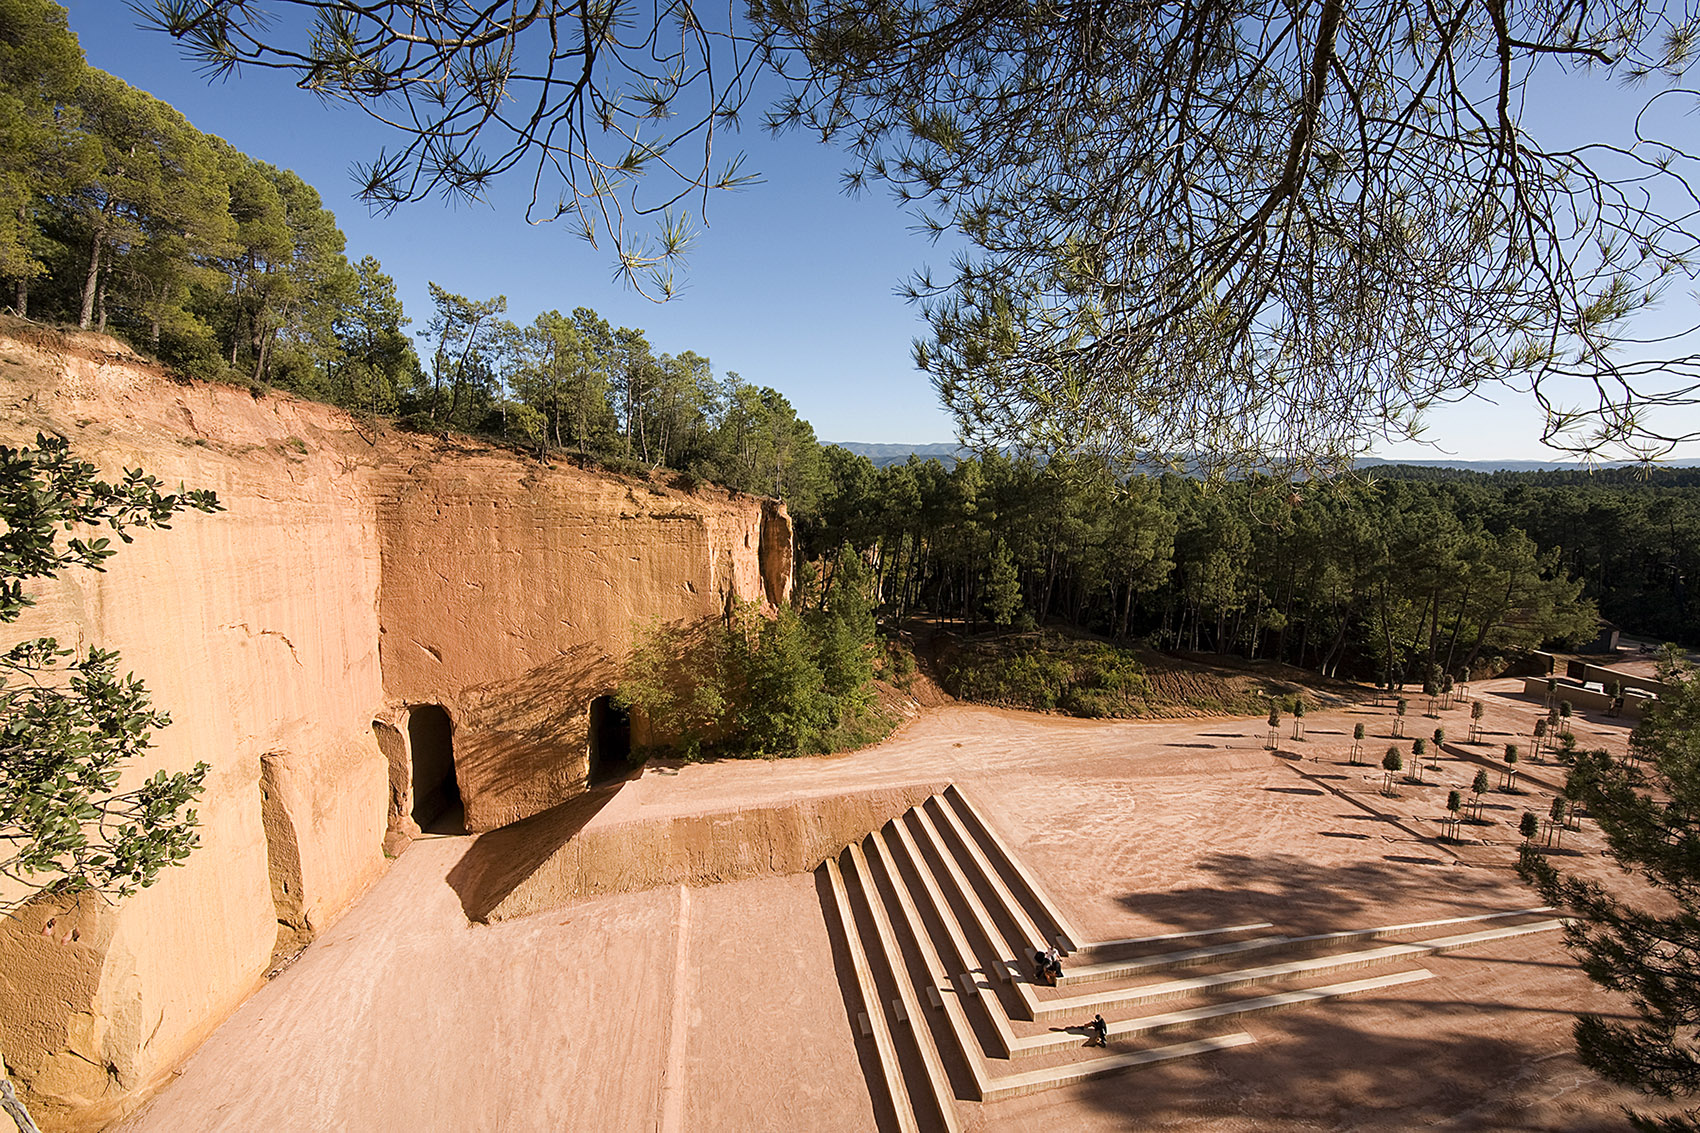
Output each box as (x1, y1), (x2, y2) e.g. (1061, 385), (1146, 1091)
(819, 784), (1564, 1132)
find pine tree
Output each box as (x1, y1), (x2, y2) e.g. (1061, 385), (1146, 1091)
(1522, 660), (1700, 1132)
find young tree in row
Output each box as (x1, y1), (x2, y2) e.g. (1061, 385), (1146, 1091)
(1381, 748), (1402, 796)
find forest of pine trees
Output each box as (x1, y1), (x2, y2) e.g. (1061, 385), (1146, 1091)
(7, 0), (1695, 692)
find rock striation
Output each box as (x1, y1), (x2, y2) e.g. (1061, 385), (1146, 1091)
(0, 323), (790, 1130)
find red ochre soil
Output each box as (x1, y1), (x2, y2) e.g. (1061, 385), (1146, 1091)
(115, 679), (1666, 1132)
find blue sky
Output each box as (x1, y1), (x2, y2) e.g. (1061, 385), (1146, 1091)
(59, 3), (1700, 461)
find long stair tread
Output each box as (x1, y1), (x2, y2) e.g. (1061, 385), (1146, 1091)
(1061, 905), (1558, 985)
(846, 840), (964, 1133)
(824, 855), (921, 1133)
(945, 786), (1088, 951)
(1007, 970), (1434, 1057)
(1033, 919), (1564, 1021)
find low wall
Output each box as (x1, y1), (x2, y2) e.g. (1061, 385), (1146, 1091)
(1519, 677), (1646, 718)
(450, 783), (950, 923)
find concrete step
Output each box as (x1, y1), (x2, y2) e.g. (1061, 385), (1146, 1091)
(943, 786), (1087, 952)
(977, 1034), (1258, 1103)
(880, 820), (1029, 1061)
(925, 795), (1054, 959)
(1030, 919), (1565, 1023)
(844, 840), (964, 1133)
(822, 853), (920, 1133)
(904, 805), (1022, 987)
(1057, 905), (1556, 986)
(1072, 922), (1276, 961)
(1005, 969), (1435, 1057)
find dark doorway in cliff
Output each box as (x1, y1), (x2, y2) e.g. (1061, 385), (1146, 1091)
(587, 696), (631, 786)
(409, 704), (463, 834)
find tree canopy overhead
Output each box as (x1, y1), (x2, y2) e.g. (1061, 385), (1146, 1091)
(139, 0), (1700, 473)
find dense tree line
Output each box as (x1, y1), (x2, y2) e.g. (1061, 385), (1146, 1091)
(0, 1), (823, 506)
(798, 453), (1609, 684)
(411, 287), (824, 508)
(2, 2), (1686, 683)
(1370, 466), (1700, 650)
(2, 0), (414, 405)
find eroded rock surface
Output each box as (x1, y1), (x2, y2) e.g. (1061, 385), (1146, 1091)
(0, 324), (790, 1129)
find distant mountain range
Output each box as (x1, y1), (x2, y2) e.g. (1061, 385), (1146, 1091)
(826, 442), (1700, 473)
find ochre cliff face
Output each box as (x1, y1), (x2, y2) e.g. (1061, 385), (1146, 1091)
(375, 449), (787, 830)
(0, 324), (791, 1129)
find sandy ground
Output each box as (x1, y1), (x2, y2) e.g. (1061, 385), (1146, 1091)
(116, 678), (1663, 1131)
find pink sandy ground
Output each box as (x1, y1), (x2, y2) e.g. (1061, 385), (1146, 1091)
(117, 679), (1665, 1132)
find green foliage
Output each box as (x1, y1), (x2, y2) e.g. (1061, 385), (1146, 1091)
(1383, 747), (1402, 772)
(0, 433), (219, 913)
(939, 631), (1150, 718)
(616, 585), (886, 760)
(1519, 811), (1540, 842)
(982, 538), (1023, 628)
(1521, 662), (1700, 1129)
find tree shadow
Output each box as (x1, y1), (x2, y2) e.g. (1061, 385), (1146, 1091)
(1055, 983), (1642, 1130)
(1052, 847), (1651, 1128)
(1107, 848), (1518, 938)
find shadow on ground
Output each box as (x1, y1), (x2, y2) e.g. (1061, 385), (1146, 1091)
(444, 783), (625, 921)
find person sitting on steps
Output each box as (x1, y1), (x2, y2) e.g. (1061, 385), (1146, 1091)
(1089, 1013), (1108, 1047)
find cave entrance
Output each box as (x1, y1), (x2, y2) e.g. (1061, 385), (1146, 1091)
(409, 704), (463, 834)
(587, 695), (631, 786)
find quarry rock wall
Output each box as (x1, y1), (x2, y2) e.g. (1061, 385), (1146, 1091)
(0, 325), (790, 1129)
(374, 450), (786, 831)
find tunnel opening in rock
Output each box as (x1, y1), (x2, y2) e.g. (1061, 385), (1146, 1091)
(409, 704), (462, 833)
(587, 695), (631, 786)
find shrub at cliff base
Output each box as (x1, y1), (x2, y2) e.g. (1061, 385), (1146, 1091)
(617, 556), (888, 759)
